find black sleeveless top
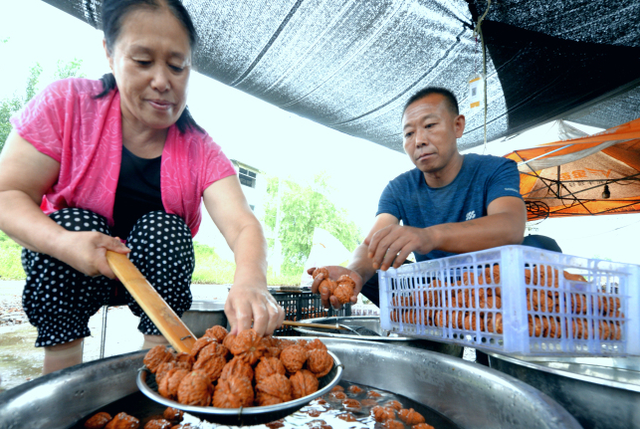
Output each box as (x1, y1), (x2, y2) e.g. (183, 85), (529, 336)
(112, 145), (165, 238)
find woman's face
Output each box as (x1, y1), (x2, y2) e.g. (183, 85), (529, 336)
(105, 7), (191, 133)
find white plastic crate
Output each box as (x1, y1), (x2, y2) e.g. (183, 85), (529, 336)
(379, 245), (640, 356)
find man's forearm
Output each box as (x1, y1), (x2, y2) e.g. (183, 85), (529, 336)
(346, 243), (378, 284)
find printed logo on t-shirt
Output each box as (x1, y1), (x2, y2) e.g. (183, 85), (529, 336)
(465, 211), (476, 221)
(505, 187), (520, 193)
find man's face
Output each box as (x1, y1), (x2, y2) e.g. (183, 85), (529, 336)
(402, 94), (465, 175)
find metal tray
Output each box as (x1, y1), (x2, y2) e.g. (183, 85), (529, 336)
(487, 353), (640, 429)
(137, 350), (343, 426)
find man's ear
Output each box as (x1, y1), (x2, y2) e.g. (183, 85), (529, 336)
(454, 114), (466, 138)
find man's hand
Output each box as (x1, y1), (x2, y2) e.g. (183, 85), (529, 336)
(365, 224), (433, 271)
(307, 266), (363, 309)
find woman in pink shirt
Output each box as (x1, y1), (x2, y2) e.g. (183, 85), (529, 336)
(0, 0), (283, 374)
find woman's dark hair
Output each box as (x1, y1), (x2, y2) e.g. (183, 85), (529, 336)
(95, 0), (204, 134)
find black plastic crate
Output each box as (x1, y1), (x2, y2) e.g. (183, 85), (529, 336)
(270, 291), (352, 336)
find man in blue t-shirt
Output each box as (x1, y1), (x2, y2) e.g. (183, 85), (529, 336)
(309, 87), (526, 307)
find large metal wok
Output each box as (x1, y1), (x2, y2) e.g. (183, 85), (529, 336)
(0, 339), (582, 429)
(487, 353), (640, 429)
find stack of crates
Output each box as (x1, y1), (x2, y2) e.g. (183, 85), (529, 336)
(270, 290), (352, 336)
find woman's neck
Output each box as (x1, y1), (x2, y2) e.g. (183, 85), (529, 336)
(121, 117), (167, 159)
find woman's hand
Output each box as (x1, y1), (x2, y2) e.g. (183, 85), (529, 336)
(307, 266), (363, 309)
(54, 230), (130, 279)
(225, 283), (284, 337)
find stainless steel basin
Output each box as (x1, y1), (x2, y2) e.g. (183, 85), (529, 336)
(487, 353), (640, 429)
(180, 299), (227, 337)
(0, 339), (582, 429)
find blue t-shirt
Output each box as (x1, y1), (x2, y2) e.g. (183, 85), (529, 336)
(376, 154), (522, 262)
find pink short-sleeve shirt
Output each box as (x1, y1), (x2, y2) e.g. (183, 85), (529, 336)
(10, 78), (236, 237)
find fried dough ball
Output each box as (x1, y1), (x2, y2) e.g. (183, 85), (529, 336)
(361, 398), (378, 407)
(204, 325), (228, 343)
(312, 267), (330, 280)
(255, 356), (287, 383)
(367, 390), (382, 398)
(84, 411), (112, 429)
(162, 408), (183, 422)
(155, 361), (177, 384)
(144, 346), (174, 373)
(384, 400), (403, 411)
(328, 391), (347, 401)
(398, 408), (426, 425)
(104, 412), (140, 429)
(348, 385), (363, 394)
(412, 423), (435, 429)
(213, 375), (254, 408)
(220, 356), (254, 382)
(280, 345), (309, 373)
(158, 368), (189, 399)
(260, 336), (282, 358)
(319, 279), (337, 295)
(255, 373), (293, 405)
(173, 352), (195, 371)
(143, 419), (171, 429)
(188, 337), (215, 360)
(384, 420), (404, 429)
(333, 284), (353, 305)
(290, 369), (319, 399)
(307, 348), (333, 378)
(306, 338), (328, 351)
(222, 333), (236, 350)
(372, 406), (396, 422)
(170, 425), (195, 429)
(337, 413), (357, 422)
(342, 398), (361, 412)
(176, 370), (213, 406)
(331, 385), (344, 392)
(228, 329), (266, 365)
(193, 350), (226, 384)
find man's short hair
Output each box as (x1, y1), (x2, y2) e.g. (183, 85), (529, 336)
(403, 87), (459, 117)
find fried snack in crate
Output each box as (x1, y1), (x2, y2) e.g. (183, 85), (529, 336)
(144, 346), (175, 373)
(158, 368), (189, 399)
(255, 356), (287, 383)
(220, 356), (254, 382)
(384, 419), (405, 429)
(84, 411), (112, 429)
(213, 374), (254, 408)
(342, 398), (361, 412)
(193, 347), (226, 384)
(162, 407), (183, 422)
(255, 373), (293, 405)
(486, 312), (503, 335)
(143, 419), (171, 429)
(105, 412), (140, 429)
(188, 337), (216, 360)
(228, 328), (266, 365)
(280, 344), (309, 373)
(412, 424), (435, 429)
(398, 408), (426, 425)
(290, 369), (319, 399)
(307, 348), (333, 378)
(203, 325), (228, 343)
(176, 370), (213, 406)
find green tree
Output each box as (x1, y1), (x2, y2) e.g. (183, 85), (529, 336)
(262, 173), (363, 274)
(0, 58), (84, 151)
(0, 62), (42, 151)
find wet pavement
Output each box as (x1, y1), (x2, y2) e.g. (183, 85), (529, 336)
(0, 281), (228, 393)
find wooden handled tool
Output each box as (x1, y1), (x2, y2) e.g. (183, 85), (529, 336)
(106, 250), (197, 354)
(282, 320), (347, 330)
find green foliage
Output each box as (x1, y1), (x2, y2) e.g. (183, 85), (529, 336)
(262, 173), (363, 272)
(0, 232), (25, 280)
(0, 58), (84, 151)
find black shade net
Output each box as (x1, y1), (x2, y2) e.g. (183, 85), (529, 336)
(41, 0), (640, 152)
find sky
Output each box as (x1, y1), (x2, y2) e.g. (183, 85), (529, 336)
(2, 0), (640, 268)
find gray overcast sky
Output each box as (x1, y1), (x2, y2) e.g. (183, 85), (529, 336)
(3, 0), (640, 266)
